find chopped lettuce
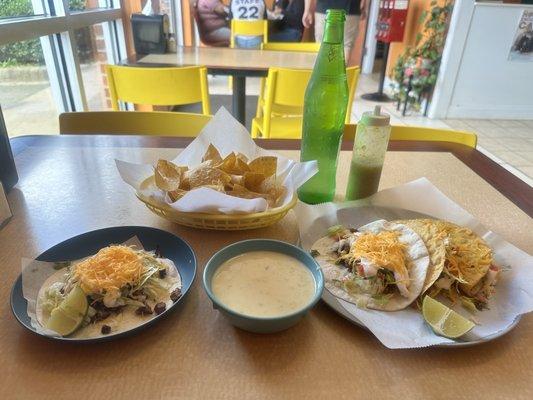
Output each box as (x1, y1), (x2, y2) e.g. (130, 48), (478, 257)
(41, 282), (65, 314)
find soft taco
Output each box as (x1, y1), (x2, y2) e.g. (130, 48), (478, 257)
(311, 220), (430, 311)
(36, 245), (182, 338)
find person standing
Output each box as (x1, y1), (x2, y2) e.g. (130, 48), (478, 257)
(270, 0), (305, 42)
(302, 0), (366, 57)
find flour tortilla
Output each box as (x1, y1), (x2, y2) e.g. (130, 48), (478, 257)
(394, 219), (446, 293)
(36, 258), (181, 339)
(312, 220), (430, 311)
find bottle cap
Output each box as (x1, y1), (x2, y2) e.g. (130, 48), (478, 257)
(361, 105), (390, 127)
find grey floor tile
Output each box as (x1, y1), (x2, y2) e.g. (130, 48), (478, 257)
(514, 152), (533, 163)
(490, 150), (532, 167)
(492, 119), (529, 129)
(498, 138), (533, 151)
(477, 138), (508, 151)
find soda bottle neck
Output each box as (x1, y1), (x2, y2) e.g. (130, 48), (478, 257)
(323, 20), (344, 44)
(323, 9), (345, 44)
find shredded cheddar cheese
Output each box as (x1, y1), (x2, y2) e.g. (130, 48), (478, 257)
(352, 231), (409, 280)
(73, 245), (144, 296)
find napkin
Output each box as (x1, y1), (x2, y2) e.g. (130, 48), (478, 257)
(116, 108), (317, 214)
(295, 178), (533, 349)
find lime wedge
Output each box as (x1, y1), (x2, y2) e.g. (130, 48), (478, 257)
(46, 286), (88, 336)
(422, 296), (475, 339)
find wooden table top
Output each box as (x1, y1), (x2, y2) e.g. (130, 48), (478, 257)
(136, 46), (318, 73)
(2, 135), (533, 399)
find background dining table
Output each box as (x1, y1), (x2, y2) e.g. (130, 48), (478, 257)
(128, 46), (318, 125)
(1, 134), (533, 399)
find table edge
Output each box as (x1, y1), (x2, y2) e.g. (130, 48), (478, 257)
(10, 134), (533, 217)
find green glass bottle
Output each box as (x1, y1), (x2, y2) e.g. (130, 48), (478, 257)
(298, 9), (348, 204)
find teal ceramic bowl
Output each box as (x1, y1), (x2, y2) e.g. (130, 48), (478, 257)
(203, 239), (324, 334)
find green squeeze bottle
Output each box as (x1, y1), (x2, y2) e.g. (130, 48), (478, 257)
(298, 9), (348, 204)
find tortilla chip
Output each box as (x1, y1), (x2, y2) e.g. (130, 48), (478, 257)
(217, 153), (237, 174)
(186, 165), (231, 189)
(168, 189), (187, 202)
(235, 157), (250, 174)
(236, 152), (249, 164)
(230, 174), (244, 186)
(248, 156), (277, 177)
(154, 160), (187, 192)
(259, 176), (286, 207)
(199, 183), (225, 192)
(202, 144), (223, 164)
(243, 172), (266, 192)
(229, 184), (264, 200)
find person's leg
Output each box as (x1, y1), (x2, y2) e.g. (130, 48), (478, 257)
(204, 27), (231, 44)
(235, 35), (263, 49)
(344, 15), (360, 59)
(314, 12), (326, 43)
(269, 28), (303, 42)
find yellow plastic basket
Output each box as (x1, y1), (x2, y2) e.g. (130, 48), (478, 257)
(135, 177), (297, 230)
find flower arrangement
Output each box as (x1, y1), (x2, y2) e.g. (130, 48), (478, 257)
(392, 0), (454, 113)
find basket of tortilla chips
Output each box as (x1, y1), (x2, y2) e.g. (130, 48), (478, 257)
(116, 108), (317, 230)
(135, 144), (298, 230)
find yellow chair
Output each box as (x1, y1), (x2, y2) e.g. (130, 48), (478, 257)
(230, 19), (268, 48)
(252, 66), (360, 138)
(59, 111), (212, 137)
(105, 65), (211, 115)
(261, 42), (320, 52)
(256, 42), (320, 116)
(343, 124), (477, 148)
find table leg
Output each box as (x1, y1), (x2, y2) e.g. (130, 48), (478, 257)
(232, 75), (246, 125)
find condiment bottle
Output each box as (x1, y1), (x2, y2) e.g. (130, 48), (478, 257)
(345, 106), (391, 200)
(298, 9), (348, 204)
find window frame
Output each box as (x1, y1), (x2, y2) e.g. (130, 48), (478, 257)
(0, 0), (125, 115)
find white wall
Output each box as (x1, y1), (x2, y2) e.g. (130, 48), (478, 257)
(429, 2), (533, 119)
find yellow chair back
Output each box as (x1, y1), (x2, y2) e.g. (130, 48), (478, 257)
(261, 42), (320, 52)
(343, 124), (477, 148)
(59, 111), (212, 137)
(230, 19), (268, 48)
(105, 65), (211, 114)
(252, 66), (360, 138)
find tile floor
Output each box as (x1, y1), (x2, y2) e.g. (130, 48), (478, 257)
(208, 73), (533, 186)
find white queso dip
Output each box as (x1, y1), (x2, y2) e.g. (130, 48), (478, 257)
(211, 251), (316, 318)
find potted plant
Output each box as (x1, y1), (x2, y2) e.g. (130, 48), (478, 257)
(392, 0), (454, 114)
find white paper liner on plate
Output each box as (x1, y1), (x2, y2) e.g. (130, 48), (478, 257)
(22, 237), (181, 338)
(116, 107), (318, 214)
(295, 177), (533, 349)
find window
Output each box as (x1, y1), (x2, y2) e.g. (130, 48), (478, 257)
(73, 23), (113, 110)
(0, 0), (125, 137)
(0, 0), (40, 19)
(69, 0), (113, 12)
(0, 38), (59, 136)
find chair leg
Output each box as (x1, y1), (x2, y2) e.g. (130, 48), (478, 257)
(255, 78), (265, 118)
(251, 120), (261, 138)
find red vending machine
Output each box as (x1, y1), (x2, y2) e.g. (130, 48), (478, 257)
(362, 0), (409, 102)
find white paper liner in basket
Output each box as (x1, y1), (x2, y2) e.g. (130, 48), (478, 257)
(295, 178), (533, 349)
(116, 108), (318, 215)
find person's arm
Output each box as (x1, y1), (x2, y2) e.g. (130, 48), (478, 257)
(213, 4), (227, 17)
(360, 0), (367, 19)
(302, 0), (316, 28)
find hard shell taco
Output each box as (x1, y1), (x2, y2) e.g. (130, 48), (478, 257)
(311, 220), (430, 311)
